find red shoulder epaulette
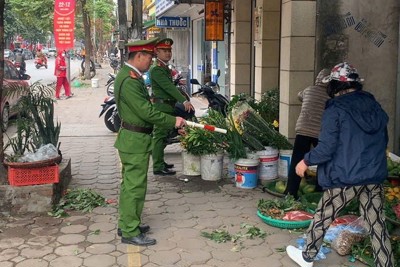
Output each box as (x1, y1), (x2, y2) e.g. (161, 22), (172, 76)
(129, 70), (140, 79)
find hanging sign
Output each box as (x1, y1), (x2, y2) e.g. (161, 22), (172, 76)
(54, 0), (76, 50)
(205, 0), (224, 41)
(155, 0), (176, 17)
(156, 17), (190, 28)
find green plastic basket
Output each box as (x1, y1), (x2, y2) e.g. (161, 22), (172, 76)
(257, 210), (312, 229)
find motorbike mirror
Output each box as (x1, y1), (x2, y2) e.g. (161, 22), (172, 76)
(190, 79), (200, 85)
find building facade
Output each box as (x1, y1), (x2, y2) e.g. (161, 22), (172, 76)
(133, 0), (400, 152)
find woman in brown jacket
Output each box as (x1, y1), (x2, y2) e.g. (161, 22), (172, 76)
(284, 69), (330, 199)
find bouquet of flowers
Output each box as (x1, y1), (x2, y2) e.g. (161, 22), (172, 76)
(230, 101), (293, 151)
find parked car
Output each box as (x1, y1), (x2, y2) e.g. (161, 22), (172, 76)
(48, 48), (57, 58)
(1, 59), (31, 131)
(22, 49), (34, 60)
(4, 49), (15, 61)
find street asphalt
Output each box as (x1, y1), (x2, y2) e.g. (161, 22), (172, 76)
(0, 64), (368, 267)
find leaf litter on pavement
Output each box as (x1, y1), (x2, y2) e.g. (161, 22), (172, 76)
(201, 223), (269, 251)
(48, 188), (108, 218)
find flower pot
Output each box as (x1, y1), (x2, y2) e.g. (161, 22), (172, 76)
(182, 151), (201, 176)
(200, 153), (224, 181)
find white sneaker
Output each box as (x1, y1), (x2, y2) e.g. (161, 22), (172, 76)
(286, 245), (314, 267)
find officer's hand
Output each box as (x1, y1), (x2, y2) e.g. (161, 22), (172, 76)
(177, 128), (186, 135)
(175, 117), (186, 128)
(295, 159), (308, 178)
(183, 101), (194, 112)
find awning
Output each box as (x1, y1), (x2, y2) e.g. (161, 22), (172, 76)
(143, 19), (156, 29)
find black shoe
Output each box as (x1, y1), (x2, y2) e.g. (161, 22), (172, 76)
(117, 225), (150, 236)
(164, 162), (174, 169)
(153, 168), (176, 176)
(121, 233), (156, 246)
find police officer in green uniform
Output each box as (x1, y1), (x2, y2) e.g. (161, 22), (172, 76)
(150, 38), (194, 175)
(114, 38), (186, 246)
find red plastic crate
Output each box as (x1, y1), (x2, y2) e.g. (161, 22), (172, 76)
(8, 165), (60, 186)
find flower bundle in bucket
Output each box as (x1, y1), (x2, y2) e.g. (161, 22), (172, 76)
(230, 101), (293, 150)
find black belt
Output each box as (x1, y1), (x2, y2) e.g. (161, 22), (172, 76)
(121, 122), (153, 134)
(152, 98), (176, 106)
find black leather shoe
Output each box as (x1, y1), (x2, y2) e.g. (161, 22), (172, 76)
(121, 233), (156, 246)
(117, 225), (150, 236)
(164, 162), (174, 169)
(153, 168), (176, 176)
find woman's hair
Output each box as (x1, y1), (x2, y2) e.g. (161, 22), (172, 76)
(327, 73), (363, 98)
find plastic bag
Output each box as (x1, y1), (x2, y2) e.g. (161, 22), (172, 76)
(282, 210), (314, 221)
(18, 144), (59, 162)
(331, 215), (359, 226)
(331, 216), (367, 255)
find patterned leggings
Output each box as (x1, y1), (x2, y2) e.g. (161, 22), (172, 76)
(304, 184), (394, 267)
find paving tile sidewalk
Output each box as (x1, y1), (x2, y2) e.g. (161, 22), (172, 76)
(0, 65), (367, 267)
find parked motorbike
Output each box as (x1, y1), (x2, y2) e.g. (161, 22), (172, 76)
(34, 57), (48, 69)
(99, 96), (120, 132)
(109, 54), (120, 74)
(14, 61), (27, 76)
(105, 73), (116, 96)
(190, 70), (229, 117)
(99, 95), (195, 135)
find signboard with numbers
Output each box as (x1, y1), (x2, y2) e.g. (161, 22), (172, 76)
(54, 0), (76, 50)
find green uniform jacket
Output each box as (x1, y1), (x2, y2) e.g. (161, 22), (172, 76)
(114, 64), (176, 153)
(150, 60), (186, 113)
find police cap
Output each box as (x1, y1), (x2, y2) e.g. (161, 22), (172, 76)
(155, 38), (173, 49)
(126, 38), (159, 54)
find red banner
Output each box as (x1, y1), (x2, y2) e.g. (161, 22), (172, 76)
(54, 0), (76, 50)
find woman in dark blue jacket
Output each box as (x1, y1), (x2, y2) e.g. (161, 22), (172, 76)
(286, 62), (394, 267)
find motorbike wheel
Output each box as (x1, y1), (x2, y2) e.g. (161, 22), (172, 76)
(35, 65), (40, 69)
(106, 81), (114, 96)
(104, 108), (118, 132)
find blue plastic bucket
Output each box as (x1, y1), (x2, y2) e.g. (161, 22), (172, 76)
(235, 159), (259, 189)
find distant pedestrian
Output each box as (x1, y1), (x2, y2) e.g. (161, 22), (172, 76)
(284, 69), (330, 199)
(54, 50), (73, 100)
(286, 62), (394, 267)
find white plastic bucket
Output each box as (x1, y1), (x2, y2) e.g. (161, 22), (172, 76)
(200, 153), (224, 181)
(182, 151), (201, 176)
(226, 157), (236, 179)
(257, 147), (279, 183)
(235, 159), (259, 189)
(278, 149), (293, 179)
(91, 78), (99, 88)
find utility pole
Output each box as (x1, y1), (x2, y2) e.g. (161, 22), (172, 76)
(117, 0), (128, 66)
(131, 0), (143, 40)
